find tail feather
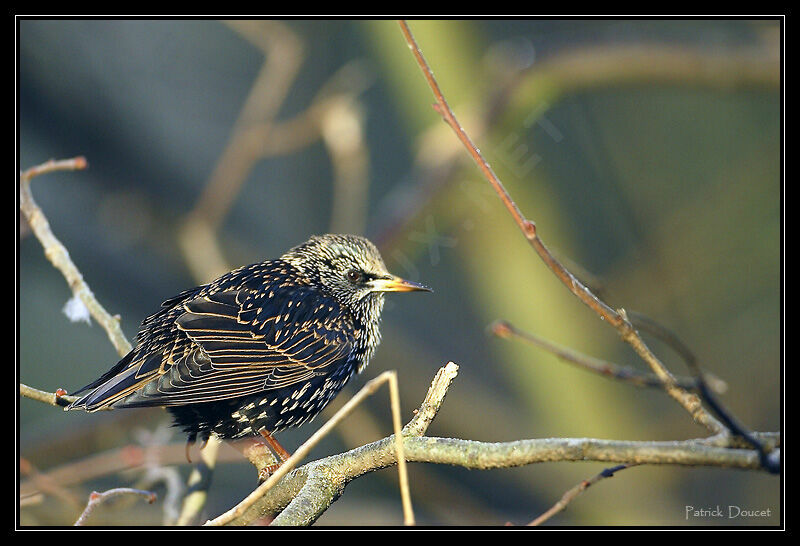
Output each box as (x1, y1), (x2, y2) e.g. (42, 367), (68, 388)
(66, 351), (136, 411)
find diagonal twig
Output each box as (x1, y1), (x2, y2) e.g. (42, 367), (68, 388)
(206, 370), (415, 526)
(19, 157), (132, 357)
(396, 20), (724, 437)
(213, 362), (460, 526)
(529, 464), (638, 526)
(74, 487), (156, 526)
(490, 319), (725, 393)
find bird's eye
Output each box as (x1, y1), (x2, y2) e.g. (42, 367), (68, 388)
(345, 269), (363, 283)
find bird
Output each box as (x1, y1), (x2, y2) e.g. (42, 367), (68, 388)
(66, 234), (430, 469)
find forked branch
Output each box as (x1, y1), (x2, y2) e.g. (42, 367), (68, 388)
(396, 20), (725, 437)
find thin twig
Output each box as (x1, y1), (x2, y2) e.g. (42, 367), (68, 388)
(403, 362), (459, 437)
(678, 353), (779, 474)
(386, 371), (414, 525)
(206, 370), (414, 526)
(237, 363), (459, 526)
(19, 157), (132, 357)
(20, 157), (87, 181)
(490, 320), (719, 393)
(625, 311), (728, 394)
(74, 487), (156, 526)
(19, 383), (76, 407)
(213, 363), (460, 526)
(396, 20), (724, 436)
(529, 464), (637, 526)
(373, 38), (777, 255)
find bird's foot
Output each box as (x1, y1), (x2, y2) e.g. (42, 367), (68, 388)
(231, 435), (287, 483)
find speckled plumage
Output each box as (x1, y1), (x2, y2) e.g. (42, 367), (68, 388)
(67, 234), (429, 445)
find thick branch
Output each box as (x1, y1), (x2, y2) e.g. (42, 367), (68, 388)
(222, 434), (775, 526)
(206, 362), (771, 526)
(205, 367), (428, 526)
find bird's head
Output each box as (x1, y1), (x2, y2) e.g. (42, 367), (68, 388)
(281, 234), (431, 310)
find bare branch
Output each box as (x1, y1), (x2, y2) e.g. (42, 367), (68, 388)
(204, 360), (773, 526)
(74, 487), (156, 526)
(396, 20), (725, 436)
(19, 383), (76, 407)
(490, 320), (720, 393)
(403, 361), (459, 437)
(529, 464), (637, 526)
(22, 360), (775, 526)
(19, 157), (132, 357)
(205, 369), (417, 526)
(207, 362), (458, 526)
(226, 431), (771, 526)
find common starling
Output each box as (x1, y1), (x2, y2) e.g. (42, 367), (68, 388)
(67, 234), (429, 464)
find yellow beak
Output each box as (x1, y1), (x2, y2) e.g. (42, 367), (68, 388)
(371, 275), (432, 293)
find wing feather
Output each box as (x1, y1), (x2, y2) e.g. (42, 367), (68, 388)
(68, 262), (355, 411)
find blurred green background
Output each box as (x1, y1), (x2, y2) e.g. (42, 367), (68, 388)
(18, 19), (781, 526)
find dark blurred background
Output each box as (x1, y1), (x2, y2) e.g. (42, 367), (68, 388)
(18, 19), (781, 526)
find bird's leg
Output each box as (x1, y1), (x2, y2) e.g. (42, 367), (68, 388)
(257, 429), (292, 478)
(184, 433), (210, 464)
(230, 433), (288, 483)
(185, 432), (197, 464)
(259, 429), (291, 463)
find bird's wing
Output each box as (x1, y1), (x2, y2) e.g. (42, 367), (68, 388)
(66, 285), (205, 411)
(69, 283), (355, 410)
